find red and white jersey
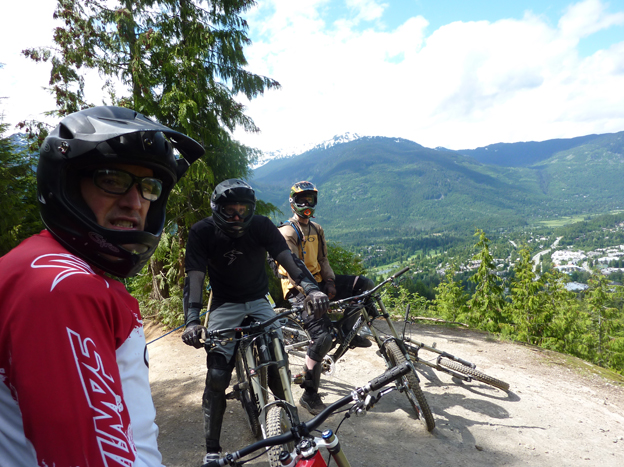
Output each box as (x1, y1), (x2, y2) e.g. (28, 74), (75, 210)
(0, 231), (163, 467)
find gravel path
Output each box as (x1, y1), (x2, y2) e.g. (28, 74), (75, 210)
(145, 321), (624, 467)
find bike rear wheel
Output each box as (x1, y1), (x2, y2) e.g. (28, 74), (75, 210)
(438, 357), (510, 391)
(385, 341), (435, 432)
(266, 404), (295, 467)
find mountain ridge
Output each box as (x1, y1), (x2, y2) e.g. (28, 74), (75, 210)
(252, 131), (624, 242)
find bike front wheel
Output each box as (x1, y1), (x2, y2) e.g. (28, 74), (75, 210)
(438, 357), (510, 391)
(234, 348), (267, 438)
(266, 404), (295, 467)
(385, 341), (435, 432)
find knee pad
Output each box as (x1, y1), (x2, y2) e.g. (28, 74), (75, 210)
(308, 331), (333, 362)
(207, 353), (233, 393)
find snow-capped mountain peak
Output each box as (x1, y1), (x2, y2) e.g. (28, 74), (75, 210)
(253, 132), (363, 168)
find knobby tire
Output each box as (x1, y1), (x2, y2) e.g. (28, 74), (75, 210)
(385, 341), (435, 432)
(438, 357), (510, 391)
(266, 405), (295, 467)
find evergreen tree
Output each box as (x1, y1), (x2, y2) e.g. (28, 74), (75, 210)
(585, 274), (624, 369)
(508, 245), (552, 344)
(432, 264), (468, 323)
(539, 270), (586, 357)
(466, 229), (507, 332)
(0, 115), (41, 256)
(21, 0), (281, 318)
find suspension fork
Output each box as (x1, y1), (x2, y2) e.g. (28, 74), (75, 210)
(321, 430), (352, 467)
(243, 339), (267, 409)
(371, 296), (421, 371)
(269, 331), (297, 406)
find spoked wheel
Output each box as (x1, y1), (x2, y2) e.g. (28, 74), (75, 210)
(281, 316), (311, 375)
(266, 404), (295, 467)
(438, 357), (510, 391)
(385, 341), (435, 432)
(234, 347), (268, 438)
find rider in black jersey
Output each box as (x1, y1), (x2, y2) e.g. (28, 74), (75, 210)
(181, 179), (329, 465)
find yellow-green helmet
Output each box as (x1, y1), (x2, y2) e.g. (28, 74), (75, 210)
(289, 181), (318, 219)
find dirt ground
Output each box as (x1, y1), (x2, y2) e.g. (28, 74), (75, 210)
(145, 320), (624, 467)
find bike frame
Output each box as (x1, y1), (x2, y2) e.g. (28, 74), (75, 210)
(206, 310), (301, 437)
(402, 337), (479, 381)
(282, 267), (437, 431)
(326, 268), (419, 371)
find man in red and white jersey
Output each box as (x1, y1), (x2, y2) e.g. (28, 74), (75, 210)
(0, 106), (204, 466)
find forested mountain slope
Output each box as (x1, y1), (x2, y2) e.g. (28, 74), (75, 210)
(252, 133), (624, 242)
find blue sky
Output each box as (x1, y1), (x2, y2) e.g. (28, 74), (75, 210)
(2, 0), (624, 153)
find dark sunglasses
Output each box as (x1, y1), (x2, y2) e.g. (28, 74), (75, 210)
(91, 169), (163, 201)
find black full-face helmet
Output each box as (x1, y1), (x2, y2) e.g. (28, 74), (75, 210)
(289, 180), (318, 219)
(210, 179), (256, 238)
(38, 106), (205, 278)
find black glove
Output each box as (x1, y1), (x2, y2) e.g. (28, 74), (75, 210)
(324, 279), (336, 300)
(182, 323), (206, 349)
(304, 289), (330, 319)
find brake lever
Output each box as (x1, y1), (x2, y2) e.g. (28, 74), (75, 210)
(199, 329), (231, 347)
(365, 387), (395, 411)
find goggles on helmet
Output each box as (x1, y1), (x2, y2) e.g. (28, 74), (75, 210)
(293, 195), (317, 208)
(90, 168), (163, 201)
(219, 202), (254, 221)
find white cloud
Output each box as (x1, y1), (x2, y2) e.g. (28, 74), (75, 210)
(235, 0), (624, 152)
(2, 0), (623, 154)
(559, 0), (624, 39)
(0, 2), (60, 128)
(345, 0), (388, 23)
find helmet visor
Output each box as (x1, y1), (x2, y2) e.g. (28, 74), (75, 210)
(92, 168), (163, 201)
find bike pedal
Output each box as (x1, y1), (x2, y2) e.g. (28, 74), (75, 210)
(225, 390), (238, 400)
(292, 373), (305, 385)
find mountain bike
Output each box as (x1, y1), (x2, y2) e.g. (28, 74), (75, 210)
(202, 362), (413, 467)
(398, 304), (510, 391)
(202, 309), (301, 467)
(280, 267), (436, 432)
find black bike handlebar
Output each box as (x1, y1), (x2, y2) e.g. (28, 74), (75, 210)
(392, 266), (410, 279)
(330, 266), (411, 306)
(203, 309), (295, 341)
(203, 362), (412, 467)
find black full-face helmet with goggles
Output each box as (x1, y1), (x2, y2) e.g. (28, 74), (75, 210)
(37, 106), (205, 278)
(290, 180), (318, 219)
(210, 179), (256, 238)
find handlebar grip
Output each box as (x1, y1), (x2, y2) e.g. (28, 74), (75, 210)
(369, 362), (411, 391)
(393, 267), (410, 278)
